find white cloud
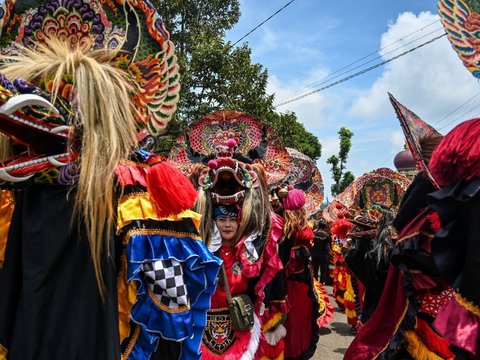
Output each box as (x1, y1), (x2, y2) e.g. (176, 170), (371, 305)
(390, 130), (406, 150)
(268, 72), (333, 130)
(350, 11), (480, 130)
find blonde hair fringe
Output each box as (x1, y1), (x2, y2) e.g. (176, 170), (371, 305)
(283, 207), (308, 239)
(0, 39), (138, 295)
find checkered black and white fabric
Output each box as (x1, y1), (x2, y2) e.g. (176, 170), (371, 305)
(142, 259), (188, 309)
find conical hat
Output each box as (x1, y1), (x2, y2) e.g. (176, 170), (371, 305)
(389, 93), (440, 187)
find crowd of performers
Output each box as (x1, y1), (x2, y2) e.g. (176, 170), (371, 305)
(0, 1), (335, 359)
(320, 120), (480, 360)
(0, 0), (480, 359)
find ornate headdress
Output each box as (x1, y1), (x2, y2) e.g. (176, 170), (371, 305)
(438, 0), (480, 79)
(170, 110), (288, 246)
(282, 147), (324, 215)
(323, 167), (410, 223)
(168, 110), (291, 185)
(0, 0), (181, 290)
(169, 110), (325, 216)
(198, 138), (258, 205)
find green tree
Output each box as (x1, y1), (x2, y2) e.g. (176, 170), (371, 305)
(151, 0), (321, 159)
(266, 111), (322, 160)
(327, 127), (354, 196)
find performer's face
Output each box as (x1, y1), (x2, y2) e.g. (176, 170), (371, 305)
(215, 216), (239, 242)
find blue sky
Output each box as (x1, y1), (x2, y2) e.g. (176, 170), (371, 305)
(225, 1), (480, 201)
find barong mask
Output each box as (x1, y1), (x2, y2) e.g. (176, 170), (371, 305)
(0, 79), (74, 182)
(198, 139), (258, 205)
(0, 0), (180, 183)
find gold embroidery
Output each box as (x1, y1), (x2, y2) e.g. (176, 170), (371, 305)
(456, 293), (480, 317)
(0, 342), (7, 359)
(148, 288), (190, 313)
(203, 308), (234, 355)
(121, 325), (140, 360)
(373, 298), (409, 359)
(395, 231), (433, 245)
(124, 228), (202, 244)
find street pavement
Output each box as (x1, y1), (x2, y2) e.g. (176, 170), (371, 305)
(312, 286), (355, 360)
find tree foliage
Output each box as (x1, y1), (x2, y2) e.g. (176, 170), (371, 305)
(151, 0), (321, 160)
(266, 112), (321, 160)
(327, 127), (354, 196)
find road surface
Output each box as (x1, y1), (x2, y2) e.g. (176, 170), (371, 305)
(312, 286), (355, 360)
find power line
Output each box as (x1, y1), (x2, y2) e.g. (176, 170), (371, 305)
(432, 91), (480, 127)
(438, 101), (480, 131)
(289, 20), (442, 98)
(288, 26), (445, 100)
(274, 32), (447, 107)
(231, 0), (296, 48)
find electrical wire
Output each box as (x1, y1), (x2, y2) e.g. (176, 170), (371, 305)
(438, 101), (480, 131)
(290, 20), (442, 98)
(231, 0), (296, 48)
(431, 91), (480, 128)
(274, 32), (447, 107)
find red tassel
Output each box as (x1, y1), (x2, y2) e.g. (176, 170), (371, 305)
(146, 156), (198, 218)
(415, 317), (455, 359)
(261, 338), (285, 358)
(331, 218), (353, 239)
(429, 118), (480, 187)
(427, 212), (441, 233)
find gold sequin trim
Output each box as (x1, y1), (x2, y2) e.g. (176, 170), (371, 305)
(119, 159), (149, 168)
(395, 231), (433, 245)
(125, 228), (202, 243)
(372, 298), (409, 359)
(456, 293), (480, 317)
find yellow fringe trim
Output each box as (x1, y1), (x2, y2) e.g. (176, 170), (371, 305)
(116, 192), (201, 234)
(0, 342), (7, 360)
(332, 244), (342, 253)
(0, 190), (15, 269)
(262, 312), (284, 332)
(456, 293), (480, 317)
(343, 274), (357, 318)
(405, 331), (443, 360)
(344, 291), (356, 303)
